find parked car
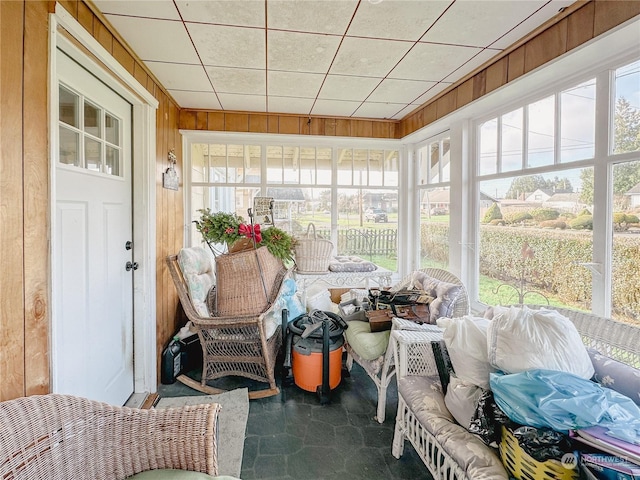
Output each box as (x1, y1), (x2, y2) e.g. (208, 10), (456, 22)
(365, 208), (388, 223)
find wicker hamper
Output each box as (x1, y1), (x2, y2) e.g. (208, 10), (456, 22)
(294, 223), (333, 273)
(214, 246), (285, 316)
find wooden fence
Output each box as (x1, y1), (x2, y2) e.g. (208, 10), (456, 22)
(314, 227), (398, 258)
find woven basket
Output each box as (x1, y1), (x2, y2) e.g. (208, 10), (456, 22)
(214, 246), (284, 316)
(294, 223), (333, 273)
(500, 426), (578, 480)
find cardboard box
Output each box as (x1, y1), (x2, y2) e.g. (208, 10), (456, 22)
(329, 288), (351, 304)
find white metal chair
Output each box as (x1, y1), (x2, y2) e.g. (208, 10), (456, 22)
(344, 268), (469, 423)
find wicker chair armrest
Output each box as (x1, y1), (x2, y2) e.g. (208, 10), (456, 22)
(391, 329), (444, 380)
(0, 394), (220, 480)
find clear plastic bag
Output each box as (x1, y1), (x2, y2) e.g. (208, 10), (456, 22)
(490, 369), (640, 443)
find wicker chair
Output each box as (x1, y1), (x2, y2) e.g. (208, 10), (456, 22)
(344, 268), (469, 423)
(167, 248), (289, 400)
(0, 393), (221, 480)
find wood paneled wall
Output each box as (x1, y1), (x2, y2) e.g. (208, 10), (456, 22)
(179, 110), (400, 139)
(399, 0), (640, 137)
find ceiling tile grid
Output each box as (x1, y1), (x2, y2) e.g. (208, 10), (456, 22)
(93, 0), (572, 120)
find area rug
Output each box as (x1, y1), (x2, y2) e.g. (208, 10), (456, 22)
(156, 388), (249, 478)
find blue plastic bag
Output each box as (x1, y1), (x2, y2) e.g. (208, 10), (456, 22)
(490, 369), (640, 443)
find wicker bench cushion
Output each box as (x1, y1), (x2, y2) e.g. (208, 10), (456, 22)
(398, 375), (508, 479)
(410, 271), (463, 324)
(328, 255), (377, 272)
(127, 471), (240, 480)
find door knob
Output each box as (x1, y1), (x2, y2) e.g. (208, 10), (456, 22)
(125, 241), (133, 250)
(126, 261), (139, 271)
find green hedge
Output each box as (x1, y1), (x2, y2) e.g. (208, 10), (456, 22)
(420, 223), (640, 319)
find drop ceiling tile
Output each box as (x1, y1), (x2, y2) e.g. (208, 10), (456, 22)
(169, 90), (221, 110)
(421, 1), (546, 48)
(268, 96), (315, 115)
(318, 75), (381, 102)
(348, 0), (450, 41)
(175, 0), (264, 27)
(217, 93), (267, 112)
(268, 31), (341, 73)
(353, 101), (406, 119)
(442, 48), (500, 83)
(330, 37), (412, 77)
(205, 66), (265, 95)
(268, 71), (324, 98)
(145, 62), (211, 91)
(412, 82), (453, 105)
(103, 15), (199, 63)
(94, 0), (180, 20)
(267, 0), (358, 34)
(489, 0), (575, 49)
(367, 78), (436, 104)
(311, 99), (361, 117)
(390, 43), (481, 82)
(188, 23), (265, 69)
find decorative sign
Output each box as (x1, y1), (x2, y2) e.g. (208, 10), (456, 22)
(163, 149), (179, 191)
(253, 197), (274, 225)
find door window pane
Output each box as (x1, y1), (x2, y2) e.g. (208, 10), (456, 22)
(560, 80), (595, 162)
(85, 137), (102, 171)
(59, 85), (79, 128)
(84, 101), (101, 138)
(478, 168), (592, 309)
(105, 113), (120, 145)
(59, 126), (80, 166)
(528, 96), (555, 168)
(611, 160), (640, 325)
(106, 146), (119, 176)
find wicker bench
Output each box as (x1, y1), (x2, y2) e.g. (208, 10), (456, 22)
(0, 393), (227, 480)
(390, 306), (640, 480)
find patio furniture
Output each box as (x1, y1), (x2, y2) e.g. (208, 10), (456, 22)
(344, 268), (469, 423)
(390, 306), (640, 480)
(0, 393), (223, 479)
(166, 246), (290, 399)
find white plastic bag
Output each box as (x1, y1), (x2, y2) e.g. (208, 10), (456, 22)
(487, 306), (594, 379)
(437, 315), (496, 389)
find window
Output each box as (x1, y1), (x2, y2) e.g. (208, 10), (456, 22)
(187, 140), (400, 272)
(418, 135), (451, 269)
(58, 84), (122, 176)
(473, 58), (640, 325)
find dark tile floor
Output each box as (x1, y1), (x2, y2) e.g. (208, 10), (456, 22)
(158, 355), (433, 480)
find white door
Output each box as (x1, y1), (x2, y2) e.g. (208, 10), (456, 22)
(53, 50), (134, 405)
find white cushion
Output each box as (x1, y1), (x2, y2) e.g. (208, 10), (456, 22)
(444, 374), (484, 429)
(177, 246), (215, 317)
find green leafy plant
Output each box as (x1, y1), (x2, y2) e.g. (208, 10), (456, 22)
(194, 208), (296, 261)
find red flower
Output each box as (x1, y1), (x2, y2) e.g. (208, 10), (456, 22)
(239, 223), (262, 244)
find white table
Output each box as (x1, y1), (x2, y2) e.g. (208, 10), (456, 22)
(293, 267), (394, 306)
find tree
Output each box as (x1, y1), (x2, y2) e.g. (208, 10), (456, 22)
(580, 98), (640, 205)
(505, 175), (548, 199)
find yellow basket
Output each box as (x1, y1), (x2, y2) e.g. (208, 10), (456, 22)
(499, 426), (578, 480)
